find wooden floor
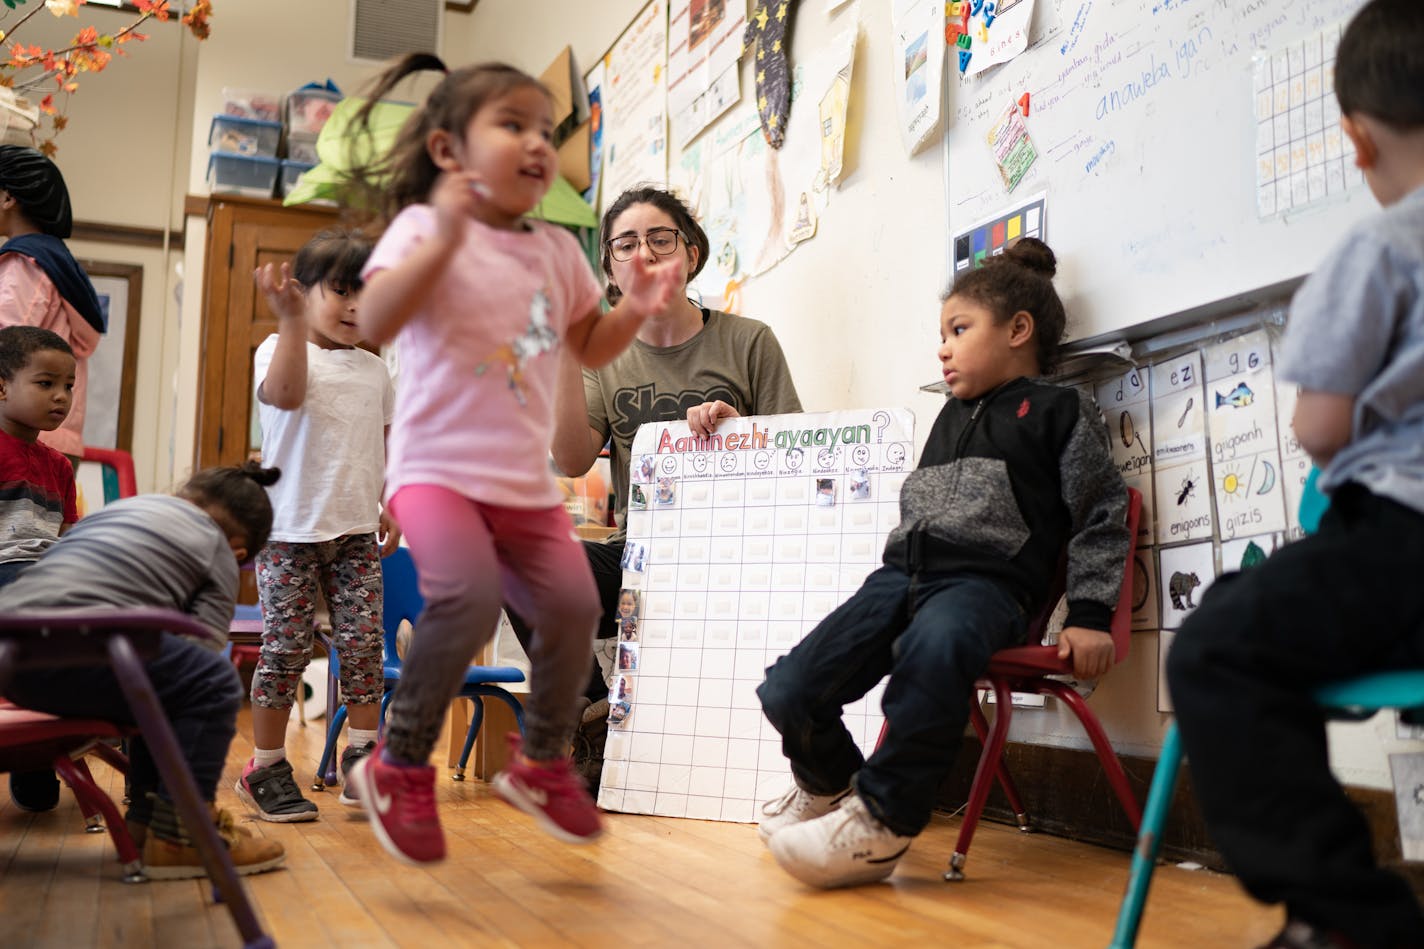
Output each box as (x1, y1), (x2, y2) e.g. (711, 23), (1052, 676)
(0, 709), (1283, 948)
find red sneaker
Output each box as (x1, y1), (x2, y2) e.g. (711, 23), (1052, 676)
(492, 733), (603, 844)
(349, 740), (444, 864)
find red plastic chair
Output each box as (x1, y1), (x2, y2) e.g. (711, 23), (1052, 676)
(0, 701), (141, 880)
(79, 446), (137, 502)
(945, 486), (1143, 881)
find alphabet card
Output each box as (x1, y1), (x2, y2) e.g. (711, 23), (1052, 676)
(1204, 330), (1288, 540)
(1157, 540), (1216, 631)
(1151, 352), (1214, 545)
(1095, 366), (1155, 549)
(601, 409), (915, 822)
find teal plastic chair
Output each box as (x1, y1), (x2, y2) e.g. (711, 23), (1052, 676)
(1109, 468), (1424, 947)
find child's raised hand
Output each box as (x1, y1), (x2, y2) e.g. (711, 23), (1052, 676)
(1056, 626), (1115, 681)
(429, 170), (491, 244)
(254, 262), (305, 321)
(619, 252), (683, 319)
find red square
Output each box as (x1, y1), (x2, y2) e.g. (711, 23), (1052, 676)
(991, 220), (1006, 248)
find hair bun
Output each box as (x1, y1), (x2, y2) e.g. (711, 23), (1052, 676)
(239, 461), (282, 488)
(1003, 237), (1057, 278)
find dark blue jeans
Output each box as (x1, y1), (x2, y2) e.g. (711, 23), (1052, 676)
(2, 631), (243, 805)
(758, 565), (1026, 837)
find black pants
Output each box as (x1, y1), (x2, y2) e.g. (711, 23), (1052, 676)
(506, 538), (624, 703)
(1167, 484), (1424, 947)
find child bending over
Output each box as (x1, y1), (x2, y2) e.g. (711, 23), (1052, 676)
(1168, 2), (1424, 946)
(0, 464), (287, 879)
(757, 238), (1129, 889)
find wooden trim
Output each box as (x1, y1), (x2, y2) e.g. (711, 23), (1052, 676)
(70, 219), (177, 250)
(939, 736), (1424, 890)
(75, 260), (143, 454)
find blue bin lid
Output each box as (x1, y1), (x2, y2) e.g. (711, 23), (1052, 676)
(207, 151), (282, 173)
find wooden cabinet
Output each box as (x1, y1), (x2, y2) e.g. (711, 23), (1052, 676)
(194, 195), (339, 470)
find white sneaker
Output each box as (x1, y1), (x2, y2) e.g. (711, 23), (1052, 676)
(767, 793), (912, 888)
(758, 784), (851, 843)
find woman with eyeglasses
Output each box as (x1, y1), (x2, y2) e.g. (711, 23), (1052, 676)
(506, 185), (802, 786)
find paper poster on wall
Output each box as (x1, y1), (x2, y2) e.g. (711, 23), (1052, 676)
(583, 60), (607, 209)
(954, 0), (1035, 78)
(1157, 540), (1216, 631)
(600, 408), (915, 821)
(1253, 18), (1365, 218)
(890, 0), (944, 156)
(1269, 335), (1312, 539)
(1095, 366), (1154, 545)
(668, 0), (746, 147)
(1151, 352), (1213, 544)
(676, 25), (857, 298)
(601, 0), (670, 205)
(986, 101), (1038, 192)
(1204, 330), (1287, 540)
(951, 192), (1045, 273)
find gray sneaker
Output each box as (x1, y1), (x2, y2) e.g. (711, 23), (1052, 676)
(235, 758), (319, 822)
(757, 784), (851, 843)
(338, 742), (376, 806)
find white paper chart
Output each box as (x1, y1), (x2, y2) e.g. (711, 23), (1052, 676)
(1203, 329), (1288, 541)
(1253, 18), (1365, 219)
(599, 409), (915, 822)
(1151, 352), (1213, 546)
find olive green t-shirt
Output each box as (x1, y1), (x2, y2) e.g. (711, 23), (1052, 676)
(585, 309), (802, 534)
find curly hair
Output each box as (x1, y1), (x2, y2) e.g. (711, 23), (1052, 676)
(945, 237), (1067, 375)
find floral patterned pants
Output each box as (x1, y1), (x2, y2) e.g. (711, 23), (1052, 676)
(252, 534), (384, 710)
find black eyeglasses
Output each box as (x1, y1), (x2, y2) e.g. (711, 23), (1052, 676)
(605, 227), (684, 261)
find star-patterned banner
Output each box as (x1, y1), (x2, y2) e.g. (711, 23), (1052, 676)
(743, 0), (800, 148)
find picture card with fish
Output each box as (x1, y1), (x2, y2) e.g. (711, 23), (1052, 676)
(1157, 540), (1217, 630)
(1150, 352), (1206, 465)
(1096, 368), (1155, 545)
(1153, 458), (1214, 545)
(1205, 330), (1280, 465)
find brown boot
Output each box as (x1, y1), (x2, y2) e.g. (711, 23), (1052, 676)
(142, 801), (285, 880)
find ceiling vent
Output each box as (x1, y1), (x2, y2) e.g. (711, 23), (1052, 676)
(350, 0), (444, 64)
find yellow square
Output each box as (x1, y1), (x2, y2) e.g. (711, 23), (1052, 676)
(1007, 216), (1022, 240)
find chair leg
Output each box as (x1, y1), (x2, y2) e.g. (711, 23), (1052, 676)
(1110, 722), (1183, 949)
(948, 678), (1017, 881)
(107, 636), (272, 948)
(52, 754), (144, 882)
(969, 697), (1030, 831)
(454, 698), (484, 782)
(313, 706), (348, 791)
(1042, 681), (1142, 829)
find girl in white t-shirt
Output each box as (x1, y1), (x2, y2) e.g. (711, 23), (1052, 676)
(343, 55), (680, 865)
(235, 228), (398, 824)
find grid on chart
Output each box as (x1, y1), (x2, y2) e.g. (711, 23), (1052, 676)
(599, 412), (914, 822)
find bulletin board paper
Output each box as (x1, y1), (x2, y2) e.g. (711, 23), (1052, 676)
(600, 408), (916, 822)
(668, 0), (747, 147)
(601, 0), (670, 204)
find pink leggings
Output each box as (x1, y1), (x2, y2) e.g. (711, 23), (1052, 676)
(384, 485), (599, 762)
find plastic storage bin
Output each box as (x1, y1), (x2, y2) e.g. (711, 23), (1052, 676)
(285, 134), (319, 165)
(279, 159), (315, 198)
(285, 86), (341, 137)
(208, 115), (281, 158)
(207, 151), (281, 198)
(221, 87), (281, 123)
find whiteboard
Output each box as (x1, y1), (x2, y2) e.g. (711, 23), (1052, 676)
(944, 0), (1373, 343)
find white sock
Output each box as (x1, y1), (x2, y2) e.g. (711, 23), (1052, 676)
(348, 728), (378, 750)
(251, 745), (286, 769)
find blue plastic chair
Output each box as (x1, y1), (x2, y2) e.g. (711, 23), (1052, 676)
(311, 546), (527, 790)
(1109, 469), (1424, 947)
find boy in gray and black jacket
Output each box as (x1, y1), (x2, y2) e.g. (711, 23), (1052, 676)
(756, 238), (1129, 890)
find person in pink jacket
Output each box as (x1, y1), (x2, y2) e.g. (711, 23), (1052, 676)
(0, 145), (103, 460)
